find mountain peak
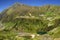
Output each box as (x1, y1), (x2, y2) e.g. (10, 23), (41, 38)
(13, 2), (24, 6)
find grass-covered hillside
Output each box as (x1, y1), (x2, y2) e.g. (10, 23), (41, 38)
(0, 3), (60, 40)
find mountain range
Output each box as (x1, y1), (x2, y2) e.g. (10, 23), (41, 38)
(0, 3), (60, 40)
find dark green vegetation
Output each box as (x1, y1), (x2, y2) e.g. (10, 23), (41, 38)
(0, 3), (60, 40)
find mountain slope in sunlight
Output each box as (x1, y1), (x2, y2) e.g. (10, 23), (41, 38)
(0, 3), (60, 40)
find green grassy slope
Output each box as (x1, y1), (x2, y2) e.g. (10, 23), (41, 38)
(0, 3), (60, 40)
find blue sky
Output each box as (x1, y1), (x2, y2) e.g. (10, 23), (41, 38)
(0, 0), (60, 12)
